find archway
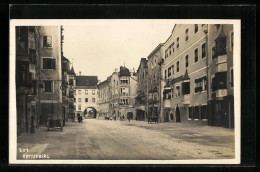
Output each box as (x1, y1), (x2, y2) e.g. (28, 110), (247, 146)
(84, 107), (97, 118)
(170, 113), (174, 120)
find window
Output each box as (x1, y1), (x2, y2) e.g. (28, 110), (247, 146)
(43, 58), (56, 69)
(168, 67), (171, 77)
(185, 28), (189, 41)
(177, 61), (179, 72)
(172, 42), (175, 54)
(44, 81), (52, 92)
(185, 55), (189, 68)
(85, 90), (88, 95)
(212, 46), (216, 59)
(202, 43), (206, 58)
(177, 37), (179, 48)
(215, 36), (227, 56)
(92, 90), (95, 95)
(231, 32), (234, 51)
(182, 82), (190, 95)
(171, 65), (174, 75)
(195, 76), (207, 93)
(120, 80), (128, 84)
(175, 86), (180, 97)
(78, 105), (81, 111)
(194, 48), (198, 63)
(202, 24), (205, 27)
(92, 98), (95, 103)
(74, 98), (76, 102)
(212, 72), (227, 92)
(78, 90), (81, 95)
(195, 24), (198, 33)
(43, 35), (52, 47)
(165, 70), (167, 79)
(78, 98), (81, 102)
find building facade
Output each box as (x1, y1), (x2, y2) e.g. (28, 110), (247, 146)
(147, 44), (165, 122)
(207, 24), (234, 128)
(135, 58), (148, 121)
(97, 76), (111, 119)
(162, 24), (208, 123)
(16, 26), (40, 135)
(74, 75), (99, 118)
(37, 26), (63, 124)
(62, 56), (77, 123)
(107, 66), (137, 120)
(67, 66), (76, 122)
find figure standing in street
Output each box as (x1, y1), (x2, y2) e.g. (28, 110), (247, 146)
(114, 114), (116, 121)
(176, 104), (181, 122)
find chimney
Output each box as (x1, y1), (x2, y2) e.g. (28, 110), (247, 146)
(79, 71), (81, 76)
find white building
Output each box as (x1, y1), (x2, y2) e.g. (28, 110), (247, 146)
(74, 75), (99, 118)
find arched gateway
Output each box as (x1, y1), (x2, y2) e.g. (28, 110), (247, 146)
(83, 107), (97, 118)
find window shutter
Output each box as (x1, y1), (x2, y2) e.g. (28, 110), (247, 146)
(51, 59), (56, 69)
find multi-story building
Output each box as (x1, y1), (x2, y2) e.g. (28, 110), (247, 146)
(38, 26), (63, 124)
(147, 44), (165, 122)
(97, 76), (111, 119)
(67, 66), (76, 122)
(61, 56), (76, 123)
(207, 24), (234, 128)
(135, 58), (148, 121)
(110, 66), (137, 120)
(74, 75), (99, 118)
(162, 24), (208, 123)
(16, 26), (40, 135)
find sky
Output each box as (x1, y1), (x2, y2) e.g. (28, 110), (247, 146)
(63, 20), (175, 82)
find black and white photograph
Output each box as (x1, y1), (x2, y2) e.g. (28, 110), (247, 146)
(9, 19), (241, 164)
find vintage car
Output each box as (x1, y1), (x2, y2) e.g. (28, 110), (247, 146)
(105, 115), (110, 120)
(148, 116), (159, 123)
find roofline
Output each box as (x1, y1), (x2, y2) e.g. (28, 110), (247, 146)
(164, 24), (176, 44)
(147, 43), (165, 59)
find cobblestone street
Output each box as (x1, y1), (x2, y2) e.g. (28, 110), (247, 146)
(17, 119), (235, 160)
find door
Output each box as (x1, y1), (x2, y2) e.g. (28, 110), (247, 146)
(127, 112), (133, 119)
(176, 106), (181, 122)
(164, 111), (169, 122)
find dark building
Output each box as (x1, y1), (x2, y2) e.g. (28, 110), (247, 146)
(207, 24), (234, 128)
(16, 26), (40, 135)
(135, 58), (148, 121)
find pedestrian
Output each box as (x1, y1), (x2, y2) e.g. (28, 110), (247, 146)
(127, 114), (130, 122)
(114, 114), (116, 121)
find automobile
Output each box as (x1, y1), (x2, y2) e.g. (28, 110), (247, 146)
(105, 115), (110, 120)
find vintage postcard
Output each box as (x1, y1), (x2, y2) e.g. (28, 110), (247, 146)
(9, 19), (241, 164)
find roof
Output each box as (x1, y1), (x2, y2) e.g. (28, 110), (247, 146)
(183, 69), (190, 80)
(76, 76), (98, 86)
(62, 56), (70, 62)
(137, 58), (148, 73)
(147, 43), (164, 59)
(119, 66), (130, 76)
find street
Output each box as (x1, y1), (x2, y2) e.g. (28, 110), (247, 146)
(17, 119), (235, 160)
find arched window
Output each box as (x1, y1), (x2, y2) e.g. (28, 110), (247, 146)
(170, 113), (174, 120)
